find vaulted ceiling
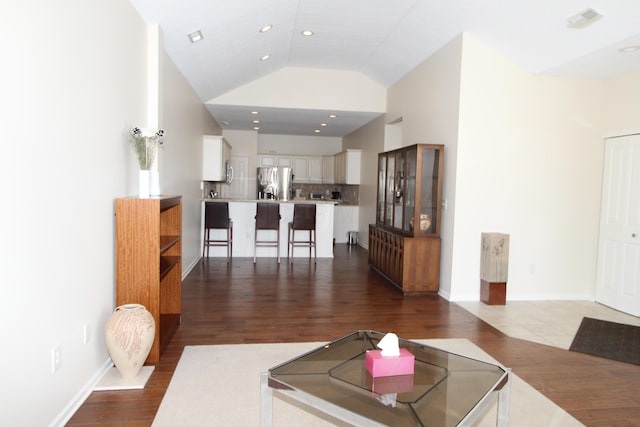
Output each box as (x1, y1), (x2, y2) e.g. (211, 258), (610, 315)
(130, 0), (640, 136)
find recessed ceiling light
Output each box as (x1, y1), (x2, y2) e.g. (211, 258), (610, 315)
(566, 8), (602, 29)
(260, 25), (273, 33)
(328, 114), (337, 118)
(253, 120), (260, 124)
(301, 30), (314, 36)
(320, 123), (327, 127)
(619, 46), (640, 53)
(251, 111), (259, 115)
(187, 30), (203, 43)
(260, 54), (271, 61)
(314, 129), (321, 133)
(253, 126), (260, 130)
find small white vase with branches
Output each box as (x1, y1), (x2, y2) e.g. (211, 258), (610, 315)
(129, 127), (164, 197)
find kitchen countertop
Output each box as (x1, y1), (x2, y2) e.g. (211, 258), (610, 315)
(202, 198), (357, 205)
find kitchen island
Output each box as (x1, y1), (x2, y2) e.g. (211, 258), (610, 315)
(201, 199), (335, 258)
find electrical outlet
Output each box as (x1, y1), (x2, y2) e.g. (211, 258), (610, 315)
(51, 345), (61, 373)
(83, 323), (90, 344)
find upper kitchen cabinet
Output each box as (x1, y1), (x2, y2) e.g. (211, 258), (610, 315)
(334, 149), (362, 185)
(259, 155), (323, 183)
(322, 155), (335, 184)
(292, 156), (310, 182)
(258, 155), (292, 167)
(307, 156), (323, 183)
(292, 156), (322, 183)
(203, 136), (232, 182)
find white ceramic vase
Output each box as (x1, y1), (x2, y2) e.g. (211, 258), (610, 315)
(104, 304), (155, 380)
(139, 170), (150, 198)
(149, 170), (161, 196)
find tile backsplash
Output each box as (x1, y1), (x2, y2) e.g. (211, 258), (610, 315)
(203, 181), (359, 205)
(292, 184), (359, 204)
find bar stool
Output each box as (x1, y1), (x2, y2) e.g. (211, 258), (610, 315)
(203, 202), (233, 262)
(254, 203), (281, 263)
(288, 204), (316, 262)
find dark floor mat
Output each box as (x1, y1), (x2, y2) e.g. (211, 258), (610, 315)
(569, 317), (640, 365)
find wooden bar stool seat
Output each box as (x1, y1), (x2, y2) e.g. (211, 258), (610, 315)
(203, 202), (233, 262)
(287, 204), (316, 263)
(254, 203), (281, 263)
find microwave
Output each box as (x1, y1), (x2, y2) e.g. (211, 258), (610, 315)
(309, 193), (323, 200)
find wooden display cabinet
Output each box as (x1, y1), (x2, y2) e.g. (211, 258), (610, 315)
(115, 195), (182, 363)
(369, 144), (444, 293)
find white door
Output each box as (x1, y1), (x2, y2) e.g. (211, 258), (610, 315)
(595, 134), (640, 316)
(221, 156), (249, 199)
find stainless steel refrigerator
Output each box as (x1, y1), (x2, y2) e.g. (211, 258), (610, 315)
(257, 167), (293, 200)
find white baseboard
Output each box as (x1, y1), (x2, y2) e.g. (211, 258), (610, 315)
(183, 255), (200, 279)
(49, 358), (113, 427)
(449, 293), (595, 302)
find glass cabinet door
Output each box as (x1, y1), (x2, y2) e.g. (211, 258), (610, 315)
(375, 144), (443, 237)
(404, 148), (417, 233)
(377, 155), (386, 224)
(384, 154), (395, 227)
(393, 152), (404, 229)
(416, 146), (441, 236)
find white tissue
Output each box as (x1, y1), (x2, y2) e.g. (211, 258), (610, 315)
(377, 332), (400, 356)
(378, 393), (397, 407)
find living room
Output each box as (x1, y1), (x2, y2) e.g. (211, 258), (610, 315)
(3, 1), (640, 426)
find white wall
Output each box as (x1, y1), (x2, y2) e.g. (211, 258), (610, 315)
(259, 134), (342, 155)
(383, 33), (613, 302)
(0, 2), (219, 425)
(0, 1), (146, 425)
(160, 50), (222, 273)
(602, 69), (640, 135)
(386, 35), (464, 298)
(209, 67), (386, 113)
(343, 116), (386, 247)
(452, 34), (604, 301)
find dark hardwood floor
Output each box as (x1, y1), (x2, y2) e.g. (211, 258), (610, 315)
(68, 245), (640, 426)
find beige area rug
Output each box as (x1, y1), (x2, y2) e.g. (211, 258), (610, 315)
(152, 339), (583, 426)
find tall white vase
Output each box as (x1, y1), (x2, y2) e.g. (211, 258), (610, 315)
(104, 304), (155, 380)
(149, 170), (161, 196)
(138, 170), (150, 198)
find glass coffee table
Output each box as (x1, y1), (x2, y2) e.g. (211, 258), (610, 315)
(261, 330), (509, 426)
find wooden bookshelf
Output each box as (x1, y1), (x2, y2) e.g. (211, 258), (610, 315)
(115, 195), (182, 363)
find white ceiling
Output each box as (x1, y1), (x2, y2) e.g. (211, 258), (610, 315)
(130, 0), (640, 137)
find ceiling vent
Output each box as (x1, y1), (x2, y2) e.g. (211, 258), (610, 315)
(567, 8), (602, 29)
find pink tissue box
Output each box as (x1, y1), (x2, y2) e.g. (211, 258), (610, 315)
(365, 348), (415, 377)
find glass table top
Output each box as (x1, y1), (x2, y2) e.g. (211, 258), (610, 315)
(268, 330), (508, 427)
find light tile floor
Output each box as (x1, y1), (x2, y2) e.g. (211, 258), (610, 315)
(456, 300), (640, 349)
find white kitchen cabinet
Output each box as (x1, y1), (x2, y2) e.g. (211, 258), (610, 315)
(322, 155), (335, 184)
(334, 149), (361, 185)
(276, 156), (292, 167)
(203, 136), (232, 181)
(258, 155), (292, 167)
(308, 156), (323, 183)
(334, 152), (345, 184)
(292, 156), (309, 182)
(258, 155), (276, 167)
(258, 154), (329, 184)
(334, 205), (359, 243)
